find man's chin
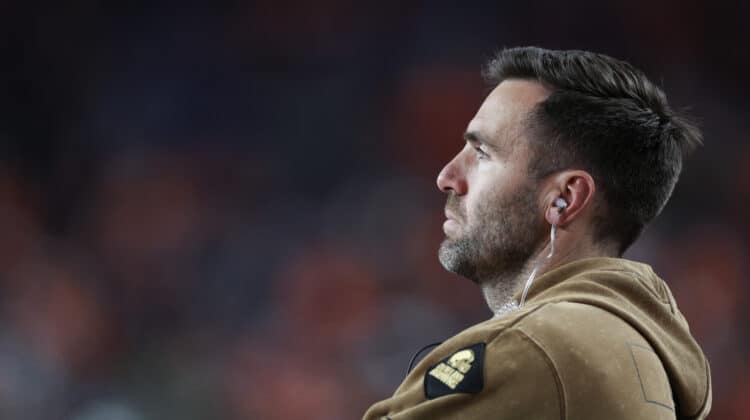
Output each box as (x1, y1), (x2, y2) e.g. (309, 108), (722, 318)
(438, 239), (480, 283)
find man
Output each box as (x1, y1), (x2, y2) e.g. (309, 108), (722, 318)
(363, 47), (712, 419)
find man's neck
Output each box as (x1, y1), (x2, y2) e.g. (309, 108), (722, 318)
(480, 235), (616, 316)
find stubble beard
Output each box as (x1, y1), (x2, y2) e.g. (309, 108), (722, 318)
(438, 182), (545, 286)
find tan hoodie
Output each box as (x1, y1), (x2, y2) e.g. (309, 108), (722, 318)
(363, 257), (712, 419)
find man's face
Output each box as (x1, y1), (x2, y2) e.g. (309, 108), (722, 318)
(436, 79), (550, 283)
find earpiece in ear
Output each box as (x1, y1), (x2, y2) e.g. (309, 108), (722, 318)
(554, 197), (568, 211)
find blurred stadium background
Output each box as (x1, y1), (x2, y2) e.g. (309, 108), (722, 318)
(1, 1), (748, 419)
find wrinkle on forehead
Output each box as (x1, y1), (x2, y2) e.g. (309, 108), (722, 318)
(467, 79), (551, 156)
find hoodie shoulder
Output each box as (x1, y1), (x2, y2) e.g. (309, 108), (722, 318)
(521, 258), (711, 418)
(513, 302), (679, 419)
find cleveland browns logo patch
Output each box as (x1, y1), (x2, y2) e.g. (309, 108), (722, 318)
(424, 343), (485, 399)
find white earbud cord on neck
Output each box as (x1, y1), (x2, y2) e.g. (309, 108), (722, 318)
(518, 223), (557, 308)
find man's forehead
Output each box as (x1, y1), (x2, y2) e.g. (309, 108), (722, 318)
(466, 79), (550, 148)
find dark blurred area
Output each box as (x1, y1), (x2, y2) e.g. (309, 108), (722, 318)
(0, 1), (747, 419)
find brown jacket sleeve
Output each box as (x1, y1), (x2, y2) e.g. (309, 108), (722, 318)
(362, 329), (562, 420)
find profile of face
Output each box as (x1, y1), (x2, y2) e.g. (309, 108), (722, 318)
(436, 79), (551, 284)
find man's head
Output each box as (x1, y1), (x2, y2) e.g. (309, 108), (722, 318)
(437, 47), (701, 284)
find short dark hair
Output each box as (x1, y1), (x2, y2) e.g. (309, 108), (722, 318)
(483, 46), (702, 254)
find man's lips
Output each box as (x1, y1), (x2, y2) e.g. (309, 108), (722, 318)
(443, 209), (461, 235)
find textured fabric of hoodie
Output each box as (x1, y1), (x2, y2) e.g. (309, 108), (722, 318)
(362, 257), (712, 419)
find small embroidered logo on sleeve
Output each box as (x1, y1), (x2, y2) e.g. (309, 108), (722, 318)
(424, 343), (485, 399)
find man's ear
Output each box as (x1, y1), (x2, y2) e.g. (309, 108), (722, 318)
(544, 170), (596, 227)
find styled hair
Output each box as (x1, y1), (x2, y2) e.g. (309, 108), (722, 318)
(483, 47), (702, 254)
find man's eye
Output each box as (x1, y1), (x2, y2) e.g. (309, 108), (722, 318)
(474, 146), (489, 159)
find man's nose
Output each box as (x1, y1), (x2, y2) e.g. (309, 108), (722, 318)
(437, 155), (468, 195)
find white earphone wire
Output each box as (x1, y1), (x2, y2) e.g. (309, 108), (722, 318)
(494, 199), (565, 317)
(519, 223), (557, 308)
